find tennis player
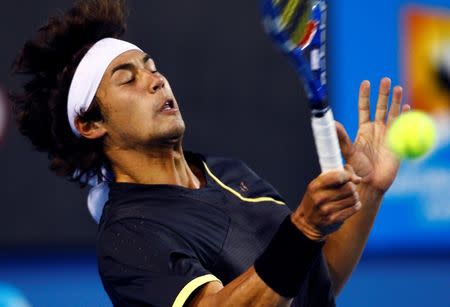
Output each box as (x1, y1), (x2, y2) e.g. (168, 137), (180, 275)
(11, 0), (409, 306)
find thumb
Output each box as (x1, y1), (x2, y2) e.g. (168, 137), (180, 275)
(344, 164), (362, 184)
(335, 121), (353, 160)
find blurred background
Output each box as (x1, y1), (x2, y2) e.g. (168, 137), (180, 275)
(0, 0), (449, 306)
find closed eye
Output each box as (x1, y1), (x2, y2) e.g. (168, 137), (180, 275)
(123, 77), (135, 85)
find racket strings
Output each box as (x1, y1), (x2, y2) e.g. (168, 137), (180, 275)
(274, 0), (311, 46)
(280, 0), (301, 28)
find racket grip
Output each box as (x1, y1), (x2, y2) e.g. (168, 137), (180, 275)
(311, 109), (344, 173)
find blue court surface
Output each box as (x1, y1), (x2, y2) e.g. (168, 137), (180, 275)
(1, 251), (449, 306)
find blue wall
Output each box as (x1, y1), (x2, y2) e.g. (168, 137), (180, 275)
(338, 256), (450, 306)
(0, 253), (110, 307)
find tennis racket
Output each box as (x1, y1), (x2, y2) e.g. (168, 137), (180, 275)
(261, 0), (343, 172)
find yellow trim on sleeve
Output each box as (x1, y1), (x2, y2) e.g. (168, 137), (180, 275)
(202, 162), (286, 206)
(172, 274), (221, 307)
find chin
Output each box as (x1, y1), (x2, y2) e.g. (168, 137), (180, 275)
(159, 120), (186, 145)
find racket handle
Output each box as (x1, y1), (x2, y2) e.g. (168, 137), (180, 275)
(311, 109), (344, 172)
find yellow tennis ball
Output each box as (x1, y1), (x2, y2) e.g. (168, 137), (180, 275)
(388, 111), (437, 160)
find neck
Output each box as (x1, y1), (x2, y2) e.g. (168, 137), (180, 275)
(106, 143), (201, 189)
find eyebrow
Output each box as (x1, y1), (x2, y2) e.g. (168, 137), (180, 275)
(111, 54), (152, 76)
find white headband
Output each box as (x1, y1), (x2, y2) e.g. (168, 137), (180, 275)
(67, 38), (142, 136)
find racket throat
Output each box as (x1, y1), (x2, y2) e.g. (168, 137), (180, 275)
(311, 105), (331, 117)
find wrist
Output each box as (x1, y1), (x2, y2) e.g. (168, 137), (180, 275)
(290, 214), (326, 242)
(254, 215), (324, 298)
(357, 182), (384, 204)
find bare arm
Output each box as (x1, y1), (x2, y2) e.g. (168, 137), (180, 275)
(189, 267), (291, 307)
(322, 78), (409, 295)
(323, 183), (382, 295)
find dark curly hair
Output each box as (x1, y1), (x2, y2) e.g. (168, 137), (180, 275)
(10, 0), (127, 184)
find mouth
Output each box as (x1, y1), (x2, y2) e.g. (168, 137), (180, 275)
(160, 98), (177, 113)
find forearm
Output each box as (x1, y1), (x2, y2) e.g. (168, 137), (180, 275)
(323, 183), (384, 295)
(190, 266), (291, 307)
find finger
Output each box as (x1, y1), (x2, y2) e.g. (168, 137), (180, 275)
(387, 86), (403, 126)
(318, 191), (359, 216)
(402, 104), (411, 112)
(375, 77), (391, 122)
(313, 169), (361, 190)
(329, 201), (362, 224)
(313, 181), (357, 205)
(358, 80), (371, 126)
(335, 121), (353, 159)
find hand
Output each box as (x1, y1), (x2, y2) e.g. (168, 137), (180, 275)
(292, 165), (362, 242)
(336, 78), (410, 193)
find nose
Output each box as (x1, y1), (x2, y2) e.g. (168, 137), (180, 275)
(149, 73), (165, 93)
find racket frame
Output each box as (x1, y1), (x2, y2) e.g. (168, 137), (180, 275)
(261, 0), (343, 172)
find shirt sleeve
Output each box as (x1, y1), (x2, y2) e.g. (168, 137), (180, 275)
(97, 219), (221, 307)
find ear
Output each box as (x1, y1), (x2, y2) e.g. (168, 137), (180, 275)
(74, 117), (107, 140)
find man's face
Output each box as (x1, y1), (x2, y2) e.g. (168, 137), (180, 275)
(96, 49), (185, 149)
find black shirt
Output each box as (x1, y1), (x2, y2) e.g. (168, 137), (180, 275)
(97, 152), (335, 306)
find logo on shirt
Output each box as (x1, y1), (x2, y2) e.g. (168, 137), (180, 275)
(239, 181), (249, 193)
